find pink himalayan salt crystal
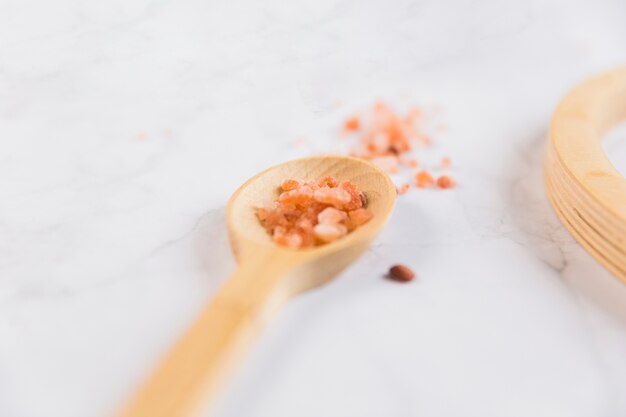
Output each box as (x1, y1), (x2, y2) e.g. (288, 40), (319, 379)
(317, 175), (338, 188)
(348, 208), (373, 228)
(318, 207), (347, 224)
(279, 185), (314, 205)
(340, 181), (366, 211)
(338, 102), (455, 196)
(304, 180), (321, 191)
(313, 187), (351, 208)
(273, 231), (303, 249)
(257, 175), (372, 249)
(257, 207), (270, 221)
(280, 178), (301, 191)
(313, 223), (347, 243)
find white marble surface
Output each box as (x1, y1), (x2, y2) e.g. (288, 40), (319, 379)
(2, 1), (626, 416)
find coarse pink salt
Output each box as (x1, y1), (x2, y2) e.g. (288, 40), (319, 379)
(339, 101), (456, 195)
(318, 207), (347, 224)
(314, 223), (347, 243)
(344, 116), (360, 131)
(313, 187), (351, 208)
(257, 175), (372, 249)
(415, 170), (434, 189)
(257, 207), (270, 221)
(279, 186), (314, 205)
(281, 178), (301, 191)
(436, 175), (456, 189)
(273, 232), (303, 249)
(317, 175), (338, 188)
(340, 181), (366, 211)
(348, 208), (373, 228)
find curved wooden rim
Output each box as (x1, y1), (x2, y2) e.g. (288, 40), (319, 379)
(546, 67), (626, 282)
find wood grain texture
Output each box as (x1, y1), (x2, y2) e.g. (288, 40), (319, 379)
(545, 67), (626, 281)
(115, 156), (396, 417)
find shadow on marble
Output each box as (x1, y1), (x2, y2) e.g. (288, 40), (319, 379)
(509, 133), (626, 327)
(194, 207), (236, 294)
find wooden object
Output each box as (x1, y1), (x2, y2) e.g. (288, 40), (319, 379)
(545, 67), (626, 281)
(116, 156), (396, 417)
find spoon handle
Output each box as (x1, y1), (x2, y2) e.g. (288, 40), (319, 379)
(116, 261), (291, 417)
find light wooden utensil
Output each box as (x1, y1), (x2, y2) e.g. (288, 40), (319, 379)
(545, 67), (626, 281)
(116, 156), (396, 417)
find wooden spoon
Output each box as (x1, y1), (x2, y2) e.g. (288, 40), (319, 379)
(116, 155), (397, 417)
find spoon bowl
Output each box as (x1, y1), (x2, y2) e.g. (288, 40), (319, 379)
(117, 155), (396, 417)
(227, 155), (397, 292)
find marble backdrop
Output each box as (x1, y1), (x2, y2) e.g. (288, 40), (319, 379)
(1, 0), (626, 416)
